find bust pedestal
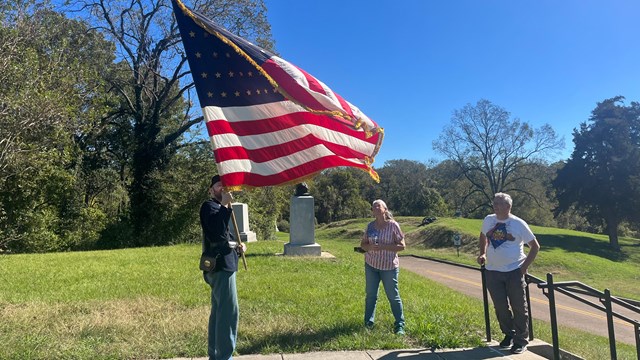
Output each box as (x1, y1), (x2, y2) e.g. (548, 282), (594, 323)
(284, 195), (320, 256)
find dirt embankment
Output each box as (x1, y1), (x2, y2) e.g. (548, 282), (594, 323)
(405, 224), (477, 253)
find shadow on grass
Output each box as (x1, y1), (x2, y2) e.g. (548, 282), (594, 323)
(238, 323), (362, 354)
(536, 234), (629, 262)
(243, 252), (280, 258)
(621, 241), (640, 247)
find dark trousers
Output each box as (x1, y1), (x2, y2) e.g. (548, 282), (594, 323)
(486, 268), (529, 346)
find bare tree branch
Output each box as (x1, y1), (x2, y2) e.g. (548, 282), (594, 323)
(434, 99), (564, 210)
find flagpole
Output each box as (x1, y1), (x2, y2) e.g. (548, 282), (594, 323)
(230, 209), (248, 270)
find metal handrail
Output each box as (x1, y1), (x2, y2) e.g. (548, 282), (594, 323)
(404, 255), (640, 360)
(537, 274), (640, 360)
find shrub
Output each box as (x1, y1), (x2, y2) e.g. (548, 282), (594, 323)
(277, 219), (290, 233)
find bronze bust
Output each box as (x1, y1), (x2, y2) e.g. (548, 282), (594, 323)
(294, 182), (310, 196)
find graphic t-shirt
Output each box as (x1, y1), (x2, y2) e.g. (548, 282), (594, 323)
(481, 214), (535, 272)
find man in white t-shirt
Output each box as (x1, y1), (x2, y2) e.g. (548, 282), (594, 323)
(477, 192), (540, 355)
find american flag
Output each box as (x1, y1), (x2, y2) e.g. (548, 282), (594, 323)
(172, 0), (384, 189)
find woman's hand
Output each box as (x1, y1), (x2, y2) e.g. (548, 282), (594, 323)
(361, 242), (380, 251)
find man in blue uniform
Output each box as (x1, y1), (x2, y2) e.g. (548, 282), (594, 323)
(200, 175), (246, 360)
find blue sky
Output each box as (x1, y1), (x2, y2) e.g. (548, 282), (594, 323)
(264, 0), (640, 166)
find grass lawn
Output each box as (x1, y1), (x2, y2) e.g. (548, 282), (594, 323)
(0, 218), (638, 359)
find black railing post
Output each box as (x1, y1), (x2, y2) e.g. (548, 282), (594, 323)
(635, 323), (640, 360)
(481, 265), (491, 342)
(603, 289), (617, 359)
(525, 276), (534, 340)
(547, 273), (560, 360)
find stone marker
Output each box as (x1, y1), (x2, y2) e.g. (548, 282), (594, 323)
(231, 203), (257, 242)
(284, 184), (320, 256)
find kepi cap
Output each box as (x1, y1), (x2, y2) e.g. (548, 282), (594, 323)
(210, 175), (221, 187)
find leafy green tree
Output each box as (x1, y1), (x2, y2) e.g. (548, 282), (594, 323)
(67, 0), (274, 245)
(427, 160), (483, 217)
(0, 3), (117, 252)
(433, 99), (564, 214)
(554, 96), (640, 250)
(235, 185), (291, 241)
(498, 162), (557, 226)
(312, 168), (371, 224)
(138, 143), (216, 247)
(373, 160), (448, 216)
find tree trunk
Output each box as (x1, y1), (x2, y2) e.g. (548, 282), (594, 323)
(605, 218), (621, 251)
(130, 120), (165, 246)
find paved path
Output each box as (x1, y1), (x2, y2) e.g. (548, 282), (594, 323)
(168, 339), (554, 359)
(400, 255), (639, 346)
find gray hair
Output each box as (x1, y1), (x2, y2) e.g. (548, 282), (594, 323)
(494, 192), (513, 206)
(372, 199), (393, 220)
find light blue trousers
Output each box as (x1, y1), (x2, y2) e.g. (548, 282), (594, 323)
(204, 270), (238, 360)
(364, 263), (405, 327)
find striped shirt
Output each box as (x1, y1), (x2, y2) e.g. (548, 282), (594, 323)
(364, 220), (404, 270)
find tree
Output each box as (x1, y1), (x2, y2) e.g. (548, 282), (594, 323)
(507, 162), (557, 226)
(0, 2), (118, 252)
(372, 160), (448, 216)
(427, 159), (483, 217)
(553, 96), (640, 250)
(67, 0), (274, 244)
(312, 168), (371, 224)
(433, 99), (564, 214)
(235, 185), (291, 240)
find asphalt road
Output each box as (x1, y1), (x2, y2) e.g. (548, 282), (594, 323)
(400, 256), (639, 346)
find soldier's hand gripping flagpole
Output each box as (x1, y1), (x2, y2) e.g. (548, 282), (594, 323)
(221, 188), (247, 270)
(230, 207), (248, 270)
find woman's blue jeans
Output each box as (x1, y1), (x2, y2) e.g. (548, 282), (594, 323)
(364, 263), (405, 327)
(204, 270), (238, 360)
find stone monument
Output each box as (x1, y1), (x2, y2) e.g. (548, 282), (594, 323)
(231, 203), (257, 242)
(284, 183), (321, 256)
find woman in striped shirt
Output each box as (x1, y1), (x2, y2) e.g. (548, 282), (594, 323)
(359, 199), (406, 335)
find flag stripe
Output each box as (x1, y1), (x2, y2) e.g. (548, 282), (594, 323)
(219, 155), (370, 188)
(211, 134), (372, 163)
(217, 144), (365, 176)
(261, 59), (329, 112)
(203, 102), (370, 137)
(265, 57), (355, 119)
(205, 115), (370, 139)
(211, 131), (374, 161)
(203, 103), (378, 158)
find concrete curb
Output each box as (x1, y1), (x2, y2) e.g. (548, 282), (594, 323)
(161, 339), (571, 359)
